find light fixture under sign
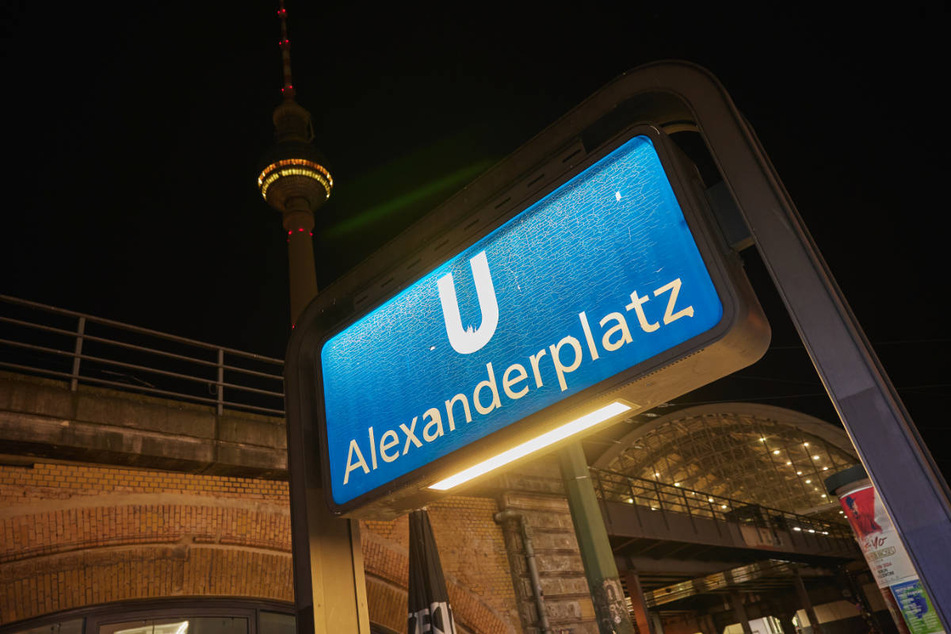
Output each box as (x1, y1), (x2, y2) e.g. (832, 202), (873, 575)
(429, 401), (633, 491)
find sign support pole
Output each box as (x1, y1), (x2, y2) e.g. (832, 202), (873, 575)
(559, 441), (635, 634)
(538, 61), (949, 623)
(285, 376), (371, 634)
(637, 63), (951, 624)
(306, 492), (370, 634)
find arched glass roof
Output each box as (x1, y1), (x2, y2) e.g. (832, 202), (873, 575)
(593, 403), (859, 519)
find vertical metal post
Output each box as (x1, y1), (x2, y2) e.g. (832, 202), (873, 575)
(495, 511), (552, 634)
(623, 569), (654, 634)
(838, 566), (884, 634)
(775, 610), (798, 634)
(559, 442), (635, 634)
(216, 348), (224, 416)
(70, 316), (85, 392)
(544, 63), (950, 620)
(304, 494), (370, 634)
(659, 64), (951, 619)
(793, 567), (823, 634)
(681, 487), (697, 533)
(710, 497), (725, 538)
(285, 291), (371, 634)
(729, 591), (753, 634)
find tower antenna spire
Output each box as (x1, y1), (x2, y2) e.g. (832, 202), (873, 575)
(277, 0), (295, 100)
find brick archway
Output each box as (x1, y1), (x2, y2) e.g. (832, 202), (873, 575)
(361, 514), (517, 634)
(2, 463), (519, 632)
(1, 463), (293, 624)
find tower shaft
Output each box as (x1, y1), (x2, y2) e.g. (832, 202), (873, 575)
(283, 198), (318, 323)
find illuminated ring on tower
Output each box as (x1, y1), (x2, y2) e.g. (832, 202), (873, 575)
(257, 158), (334, 201)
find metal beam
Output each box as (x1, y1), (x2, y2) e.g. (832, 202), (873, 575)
(560, 442), (636, 634)
(568, 61), (950, 624)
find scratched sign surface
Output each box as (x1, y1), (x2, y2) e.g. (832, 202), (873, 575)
(320, 135), (723, 504)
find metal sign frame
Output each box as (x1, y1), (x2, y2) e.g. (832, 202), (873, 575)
(291, 123), (768, 518)
(284, 61), (950, 628)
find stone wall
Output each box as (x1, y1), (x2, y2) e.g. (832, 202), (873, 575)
(492, 457), (599, 633)
(0, 372), (287, 478)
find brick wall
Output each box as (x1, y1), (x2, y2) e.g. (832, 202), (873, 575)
(0, 462), (521, 633)
(0, 463), (293, 624)
(363, 498), (521, 633)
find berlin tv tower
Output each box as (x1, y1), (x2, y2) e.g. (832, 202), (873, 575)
(257, 0), (333, 323)
(256, 5), (372, 633)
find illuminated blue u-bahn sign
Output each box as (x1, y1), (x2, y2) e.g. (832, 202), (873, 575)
(299, 126), (768, 517)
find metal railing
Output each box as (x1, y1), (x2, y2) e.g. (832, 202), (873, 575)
(590, 467), (853, 540)
(0, 295), (285, 416)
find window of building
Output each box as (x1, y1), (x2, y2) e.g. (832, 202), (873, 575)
(8, 621), (84, 634)
(98, 617), (248, 634)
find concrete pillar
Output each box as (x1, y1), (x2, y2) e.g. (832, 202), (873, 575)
(282, 199), (318, 325)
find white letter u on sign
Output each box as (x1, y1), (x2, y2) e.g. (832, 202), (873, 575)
(437, 251), (499, 355)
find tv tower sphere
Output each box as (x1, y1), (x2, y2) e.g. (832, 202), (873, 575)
(257, 100), (333, 215)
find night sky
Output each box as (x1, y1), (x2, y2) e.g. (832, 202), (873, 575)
(1, 3), (947, 475)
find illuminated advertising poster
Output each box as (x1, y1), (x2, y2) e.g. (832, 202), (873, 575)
(892, 580), (943, 634)
(321, 135), (724, 506)
(838, 482), (943, 634)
